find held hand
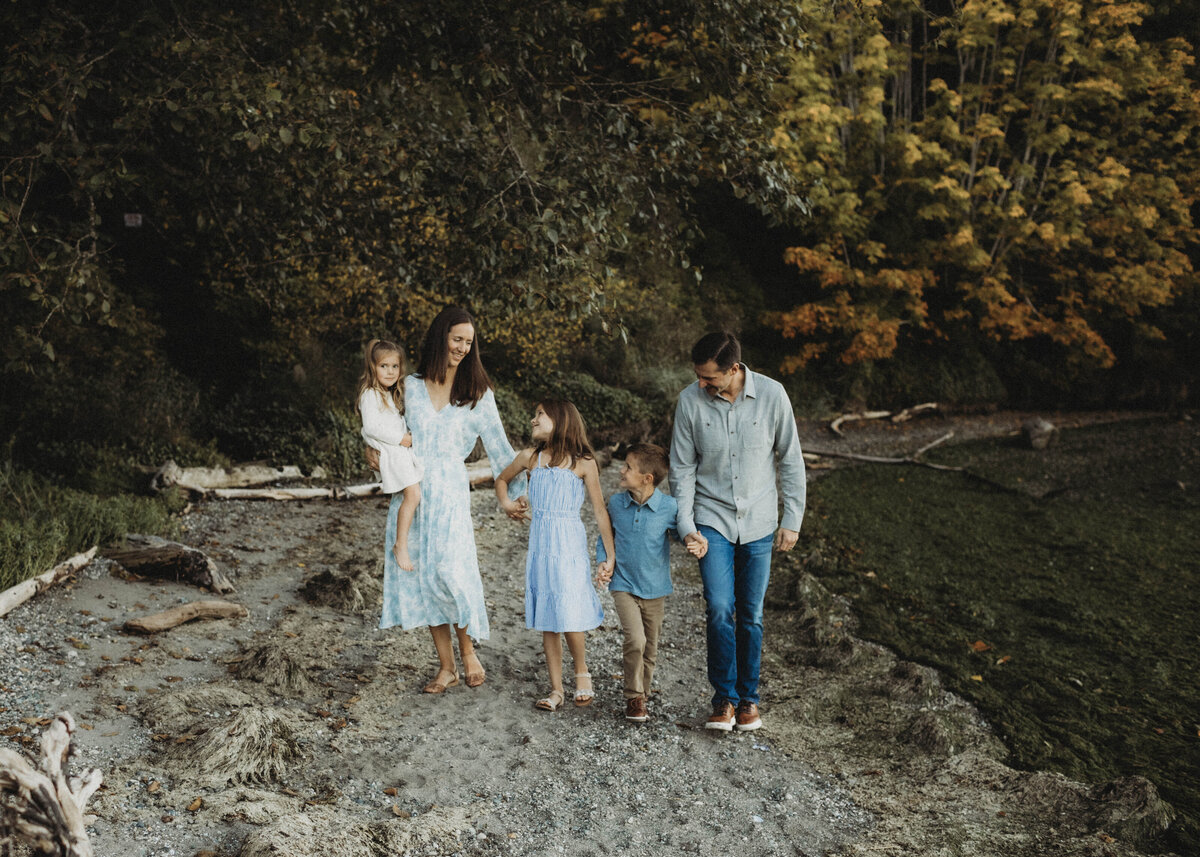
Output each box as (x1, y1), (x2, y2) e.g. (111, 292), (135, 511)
(401, 432), (413, 448)
(596, 559), (614, 587)
(774, 527), (799, 552)
(364, 446), (381, 471)
(502, 496), (529, 522)
(684, 531), (708, 559)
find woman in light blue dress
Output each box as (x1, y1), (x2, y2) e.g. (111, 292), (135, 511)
(372, 306), (523, 694)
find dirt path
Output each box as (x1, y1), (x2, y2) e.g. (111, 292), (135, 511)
(0, 413), (1176, 857)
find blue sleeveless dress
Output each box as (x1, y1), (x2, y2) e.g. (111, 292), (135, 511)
(525, 454), (604, 633)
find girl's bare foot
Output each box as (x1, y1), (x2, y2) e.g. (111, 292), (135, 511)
(393, 543), (415, 571)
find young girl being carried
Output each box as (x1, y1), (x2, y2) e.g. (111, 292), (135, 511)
(495, 399), (615, 712)
(358, 339), (423, 571)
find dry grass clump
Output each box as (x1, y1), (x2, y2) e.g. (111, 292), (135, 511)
(299, 557), (382, 615)
(235, 642), (318, 699)
(238, 804), (477, 857)
(173, 707), (305, 787)
(140, 686), (257, 732)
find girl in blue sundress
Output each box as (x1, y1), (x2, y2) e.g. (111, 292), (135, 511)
(495, 399), (615, 712)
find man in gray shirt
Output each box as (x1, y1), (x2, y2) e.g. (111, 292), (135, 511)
(669, 331), (806, 732)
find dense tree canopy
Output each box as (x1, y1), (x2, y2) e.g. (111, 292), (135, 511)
(766, 0), (1200, 376)
(1, 0), (805, 376)
(2, 0), (1198, 475)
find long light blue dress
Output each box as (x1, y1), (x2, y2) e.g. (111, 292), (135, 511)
(379, 375), (523, 639)
(524, 454), (604, 633)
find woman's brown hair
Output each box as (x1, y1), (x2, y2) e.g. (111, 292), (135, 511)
(416, 306), (491, 408)
(534, 399), (594, 469)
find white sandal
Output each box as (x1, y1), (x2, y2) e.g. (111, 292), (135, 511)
(535, 689), (565, 712)
(574, 673), (594, 707)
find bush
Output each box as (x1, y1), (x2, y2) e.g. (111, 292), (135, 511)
(492, 384), (531, 446)
(513, 371), (657, 444)
(0, 464), (183, 590)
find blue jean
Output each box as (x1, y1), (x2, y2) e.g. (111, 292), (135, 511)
(697, 525), (774, 708)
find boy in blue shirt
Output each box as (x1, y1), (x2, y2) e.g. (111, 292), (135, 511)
(598, 443), (706, 722)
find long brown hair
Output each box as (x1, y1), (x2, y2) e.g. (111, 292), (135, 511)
(357, 339), (406, 411)
(534, 399), (594, 469)
(416, 306), (491, 408)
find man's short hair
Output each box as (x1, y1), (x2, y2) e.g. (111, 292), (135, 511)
(691, 331), (741, 371)
(625, 442), (668, 486)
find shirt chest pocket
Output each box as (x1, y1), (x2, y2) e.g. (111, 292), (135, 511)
(742, 417), (769, 449)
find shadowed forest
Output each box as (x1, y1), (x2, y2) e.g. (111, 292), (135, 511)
(2, 1), (1199, 854)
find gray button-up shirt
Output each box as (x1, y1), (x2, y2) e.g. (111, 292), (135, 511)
(669, 365), (806, 544)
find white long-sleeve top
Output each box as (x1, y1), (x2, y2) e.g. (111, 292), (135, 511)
(359, 388), (423, 493)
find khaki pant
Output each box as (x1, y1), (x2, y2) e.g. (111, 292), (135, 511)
(611, 591), (666, 699)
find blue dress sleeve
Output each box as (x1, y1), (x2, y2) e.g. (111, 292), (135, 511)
(472, 388), (526, 499)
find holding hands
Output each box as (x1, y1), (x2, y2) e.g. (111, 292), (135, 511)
(595, 558), (614, 587)
(501, 495), (529, 522)
(684, 531), (709, 559)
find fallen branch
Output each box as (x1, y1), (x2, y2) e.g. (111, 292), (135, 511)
(101, 535), (234, 594)
(829, 402), (939, 436)
(0, 547), (97, 620)
(805, 432), (963, 472)
(123, 599), (248, 634)
(0, 712), (102, 857)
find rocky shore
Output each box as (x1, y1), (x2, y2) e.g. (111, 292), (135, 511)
(0, 411), (1178, 857)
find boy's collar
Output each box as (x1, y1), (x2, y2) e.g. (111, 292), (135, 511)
(625, 486), (660, 508)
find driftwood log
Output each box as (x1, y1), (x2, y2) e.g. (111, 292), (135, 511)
(122, 599), (249, 634)
(151, 460), (313, 493)
(102, 535), (234, 594)
(194, 458), (499, 501)
(0, 712), (101, 857)
(0, 548), (98, 620)
(829, 402), (939, 436)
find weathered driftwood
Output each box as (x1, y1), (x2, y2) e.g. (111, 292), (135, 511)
(102, 535), (234, 594)
(151, 460), (307, 493)
(0, 712), (102, 857)
(1022, 417), (1059, 450)
(0, 547), (97, 620)
(805, 431), (963, 472)
(122, 599), (248, 635)
(200, 459), (497, 501)
(829, 402), (939, 436)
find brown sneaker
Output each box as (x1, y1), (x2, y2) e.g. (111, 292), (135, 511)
(625, 696), (649, 722)
(704, 700), (735, 732)
(734, 701), (762, 732)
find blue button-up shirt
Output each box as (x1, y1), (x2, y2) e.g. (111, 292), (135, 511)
(669, 365), (806, 544)
(595, 488), (678, 599)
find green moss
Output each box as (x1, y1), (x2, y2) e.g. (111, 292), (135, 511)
(792, 417), (1200, 852)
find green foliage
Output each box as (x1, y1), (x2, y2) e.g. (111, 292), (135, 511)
(0, 463), (183, 590)
(766, 0), (1200, 392)
(516, 371), (658, 443)
(492, 385), (532, 446)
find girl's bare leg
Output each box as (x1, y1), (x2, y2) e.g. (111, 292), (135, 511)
(423, 624), (459, 692)
(565, 631), (592, 701)
(543, 631), (564, 694)
(393, 483), (421, 571)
